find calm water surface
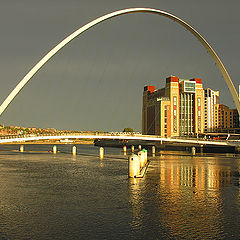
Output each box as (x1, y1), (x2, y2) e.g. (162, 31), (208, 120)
(0, 144), (239, 239)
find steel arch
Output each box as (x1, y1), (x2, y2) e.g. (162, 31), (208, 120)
(0, 7), (239, 116)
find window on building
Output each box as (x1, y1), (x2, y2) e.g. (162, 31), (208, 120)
(198, 98), (201, 107)
(184, 82), (196, 92)
(173, 96), (177, 105)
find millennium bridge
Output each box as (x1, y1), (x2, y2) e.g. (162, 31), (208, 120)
(0, 8), (239, 153)
(0, 132), (239, 148)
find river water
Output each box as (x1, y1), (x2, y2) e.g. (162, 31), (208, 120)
(0, 144), (239, 240)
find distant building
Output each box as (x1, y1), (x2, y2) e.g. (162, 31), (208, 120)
(204, 88), (219, 132)
(142, 76), (205, 137)
(214, 104), (239, 133)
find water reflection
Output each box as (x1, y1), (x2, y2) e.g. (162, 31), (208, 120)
(0, 145), (239, 239)
(129, 178), (143, 231)
(129, 152), (240, 239)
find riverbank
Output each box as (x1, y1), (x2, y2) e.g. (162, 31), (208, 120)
(0, 140), (94, 145)
(94, 139), (238, 153)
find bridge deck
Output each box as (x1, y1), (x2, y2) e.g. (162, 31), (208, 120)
(0, 134), (238, 147)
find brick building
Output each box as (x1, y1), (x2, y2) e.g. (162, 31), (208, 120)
(214, 104), (239, 132)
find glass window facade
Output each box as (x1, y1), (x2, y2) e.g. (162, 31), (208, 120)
(184, 82), (196, 93)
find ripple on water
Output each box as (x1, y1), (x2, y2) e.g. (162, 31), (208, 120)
(0, 146), (239, 239)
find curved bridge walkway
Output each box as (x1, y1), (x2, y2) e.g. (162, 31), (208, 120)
(0, 133), (239, 147)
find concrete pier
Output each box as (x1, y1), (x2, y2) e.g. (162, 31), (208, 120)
(128, 154), (140, 178)
(20, 145), (24, 152)
(53, 145), (57, 154)
(131, 145), (135, 153)
(200, 145), (204, 154)
(138, 151), (145, 169)
(142, 149), (147, 164)
(99, 147), (104, 159)
(72, 146), (77, 155)
(152, 146), (156, 156)
(192, 147), (196, 155)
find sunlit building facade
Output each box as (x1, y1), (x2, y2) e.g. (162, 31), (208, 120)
(142, 76), (205, 137)
(214, 104), (239, 132)
(204, 88), (219, 132)
(142, 86), (171, 137)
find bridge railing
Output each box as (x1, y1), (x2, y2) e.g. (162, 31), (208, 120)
(0, 131), (144, 140)
(0, 132), (235, 144)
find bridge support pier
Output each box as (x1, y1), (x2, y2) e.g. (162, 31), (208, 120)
(128, 154), (140, 178)
(192, 147), (196, 155)
(53, 145), (57, 154)
(99, 147), (104, 159)
(200, 145), (204, 154)
(138, 151), (145, 169)
(72, 146), (77, 155)
(143, 149), (147, 164)
(20, 145), (24, 152)
(131, 145), (135, 153)
(152, 146), (156, 156)
(129, 151), (149, 178)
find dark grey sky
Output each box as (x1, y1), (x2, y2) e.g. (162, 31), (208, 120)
(0, 0), (239, 131)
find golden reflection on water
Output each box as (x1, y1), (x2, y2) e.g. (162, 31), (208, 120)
(129, 152), (240, 239)
(128, 177), (144, 231)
